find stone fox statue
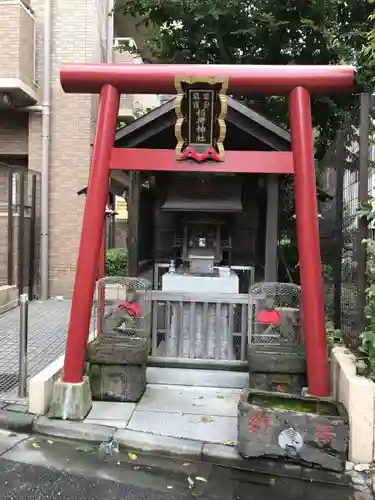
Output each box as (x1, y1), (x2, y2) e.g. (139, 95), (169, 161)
(103, 287), (141, 335)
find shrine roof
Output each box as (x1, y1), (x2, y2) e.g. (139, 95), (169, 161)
(114, 96), (291, 152)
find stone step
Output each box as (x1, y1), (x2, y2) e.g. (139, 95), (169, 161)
(146, 366), (248, 389)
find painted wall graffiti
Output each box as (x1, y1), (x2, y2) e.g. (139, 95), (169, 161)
(249, 412), (269, 434)
(315, 424), (336, 443)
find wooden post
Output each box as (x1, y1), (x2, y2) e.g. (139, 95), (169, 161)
(111, 195), (116, 248)
(62, 85), (119, 383)
(265, 174), (279, 281)
(289, 87), (329, 396)
(128, 171), (140, 276)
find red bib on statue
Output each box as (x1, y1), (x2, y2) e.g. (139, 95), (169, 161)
(257, 309), (281, 325)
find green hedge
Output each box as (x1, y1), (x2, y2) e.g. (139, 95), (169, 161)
(105, 248), (128, 276)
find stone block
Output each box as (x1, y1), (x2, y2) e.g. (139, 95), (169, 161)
(248, 346), (306, 394)
(249, 372), (306, 395)
(47, 377), (92, 421)
(248, 346), (306, 373)
(87, 336), (149, 365)
(237, 389), (349, 472)
(89, 363), (146, 403)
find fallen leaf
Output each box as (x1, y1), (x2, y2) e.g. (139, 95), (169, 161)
(128, 452), (138, 461)
(31, 442), (40, 449)
(76, 445), (94, 453)
(195, 476), (207, 483)
(223, 440), (234, 446)
(201, 416), (213, 424)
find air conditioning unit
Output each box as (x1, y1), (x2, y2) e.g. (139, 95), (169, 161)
(113, 37), (137, 50)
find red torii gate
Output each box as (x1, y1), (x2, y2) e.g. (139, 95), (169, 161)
(60, 63), (356, 398)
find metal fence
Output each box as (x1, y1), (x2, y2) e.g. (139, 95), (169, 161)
(320, 92), (375, 342)
(150, 291), (264, 365)
(0, 162), (41, 299)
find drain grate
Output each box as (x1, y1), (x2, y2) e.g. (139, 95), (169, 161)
(0, 373), (19, 393)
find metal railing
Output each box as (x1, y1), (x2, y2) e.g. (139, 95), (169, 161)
(18, 294), (28, 398)
(150, 291), (264, 365)
(0, 163), (41, 298)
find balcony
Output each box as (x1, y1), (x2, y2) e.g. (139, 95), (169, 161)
(0, 0), (38, 105)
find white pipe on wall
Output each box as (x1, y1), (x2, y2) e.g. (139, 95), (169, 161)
(40, 0), (52, 300)
(106, 0), (114, 62)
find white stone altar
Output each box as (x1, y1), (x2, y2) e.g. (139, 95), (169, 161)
(161, 270), (239, 360)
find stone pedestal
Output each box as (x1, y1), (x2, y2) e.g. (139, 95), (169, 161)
(248, 346), (306, 395)
(48, 377), (92, 421)
(87, 336), (148, 403)
(89, 363), (146, 402)
(237, 389), (349, 472)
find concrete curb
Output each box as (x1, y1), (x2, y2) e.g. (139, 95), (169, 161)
(332, 346), (375, 463)
(33, 416), (115, 443)
(31, 416), (242, 463)
(0, 407), (363, 489)
(0, 409), (35, 434)
(114, 429), (203, 458)
(0, 406), (242, 463)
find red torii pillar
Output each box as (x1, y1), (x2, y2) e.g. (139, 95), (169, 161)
(60, 64), (355, 398)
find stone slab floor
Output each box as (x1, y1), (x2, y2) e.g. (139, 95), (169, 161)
(85, 385), (240, 445)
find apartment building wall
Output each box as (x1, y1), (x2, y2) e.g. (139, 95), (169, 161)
(0, 112), (28, 156)
(29, 0), (106, 297)
(0, 0), (158, 297)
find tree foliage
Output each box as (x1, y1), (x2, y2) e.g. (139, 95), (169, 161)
(116, 0), (372, 153)
(115, 0), (374, 280)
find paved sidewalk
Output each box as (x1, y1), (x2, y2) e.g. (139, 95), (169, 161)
(0, 300), (73, 395)
(85, 385), (240, 445)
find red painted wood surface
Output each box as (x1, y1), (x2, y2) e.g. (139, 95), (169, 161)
(62, 85), (120, 384)
(60, 63), (355, 95)
(289, 87), (329, 397)
(109, 148), (294, 174)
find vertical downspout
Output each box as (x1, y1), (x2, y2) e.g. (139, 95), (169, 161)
(106, 0), (114, 63)
(40, 0), (52, 300)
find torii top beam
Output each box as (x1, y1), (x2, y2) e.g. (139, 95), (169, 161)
(60, 63), (356, 95)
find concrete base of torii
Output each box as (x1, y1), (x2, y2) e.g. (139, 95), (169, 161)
(48, 377), (92, 421)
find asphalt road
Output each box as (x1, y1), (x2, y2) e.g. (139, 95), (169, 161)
(0, 430), (359, 500)
(0, 456), (360, 500)
(0, 458), (191, 500)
